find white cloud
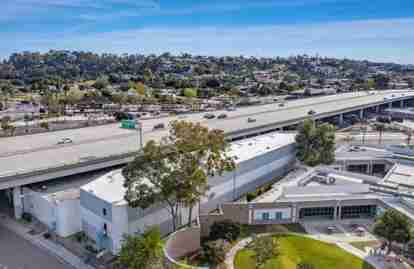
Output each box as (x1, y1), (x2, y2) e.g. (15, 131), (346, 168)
(1, 18), (414, 64)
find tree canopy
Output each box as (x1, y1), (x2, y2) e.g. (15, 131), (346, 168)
(117, 227), (163, 269)
(123, 120), (235, 231)
(373, 209), (411, 247)
(295, 119), (336, 166)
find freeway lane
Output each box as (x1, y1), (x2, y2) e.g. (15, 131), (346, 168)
(1, 90), (413, 179)
(2, 90), (413, 155)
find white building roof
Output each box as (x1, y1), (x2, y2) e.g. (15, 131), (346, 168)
(81, 169), (130, 206)
(385, 164), (414, 187)
(81, 133), (295, 205)
(229, 133), (295, 163)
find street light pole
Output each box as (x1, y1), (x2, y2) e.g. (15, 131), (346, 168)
(137, 121), (143, 149)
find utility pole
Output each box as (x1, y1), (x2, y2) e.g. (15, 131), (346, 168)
(137, 121), (143, 149)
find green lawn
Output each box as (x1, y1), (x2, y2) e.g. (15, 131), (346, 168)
(234, 234), (375, 269)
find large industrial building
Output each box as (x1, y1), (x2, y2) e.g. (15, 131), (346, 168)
(79, 132), (296, 253)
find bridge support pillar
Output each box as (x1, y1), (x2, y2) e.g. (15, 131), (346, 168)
(359, 109), (364, 120)
(401, 100), (404, 108)
(375, 106), (380, 113)
(12, 186), (23, 219)
(388, 103), (392, 109)
(339, 114), (344, 125)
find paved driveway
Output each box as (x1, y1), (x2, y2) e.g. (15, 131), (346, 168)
(0, 225), (73, 269)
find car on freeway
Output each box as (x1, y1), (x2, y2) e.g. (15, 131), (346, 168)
(153, 123), (165, 130)
(217, 114), (227, 119)
(247, 117), (256, 123)
(204, 113), (216, 119)
(57, 138), (73, 145)
(308, 110), (316, 115)
(279, 103), (285, 107)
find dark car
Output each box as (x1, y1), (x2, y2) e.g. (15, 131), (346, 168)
(308, 110), (316, 115)
(217, 114), (227, 119)
(278, 103), (285, 107)
(204, 113), (215, 119)
(153, 123), (165, 130)
(247, 117), (256, 123)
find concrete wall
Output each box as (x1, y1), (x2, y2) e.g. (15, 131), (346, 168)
(23, 189), (55, 228)
(200, 198), (381, 237)
(56, 199), (81, 237)
(163, 228), (201, 269)
(23, 188), (81, 237)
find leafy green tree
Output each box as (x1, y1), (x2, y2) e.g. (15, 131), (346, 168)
(123, 140), (183, 231)
(93, 76), (109, 90)
(316, 123), (336, 164)
(117, 227), (163, 269)
(295, 119), (336, 166)
(202, 239), (230, 267)
(183, 88), (197, 98)
(373, 209), (411, 253)
(1, 116), (12, 133)
(167, 120), (236, 226)
(251, 236), (279, 268)
(208, 220), (241, 242)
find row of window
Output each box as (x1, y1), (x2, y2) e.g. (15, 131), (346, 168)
(254, 211), (287, 221)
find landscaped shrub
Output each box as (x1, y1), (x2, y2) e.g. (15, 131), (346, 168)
(209, 220), (241, 242)
(201, 239), (231, 266)
(246, 192), (256, 202)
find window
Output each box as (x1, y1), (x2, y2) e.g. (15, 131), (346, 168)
(102, 208), (107, 216)
(262, 212), (270, 220)
(103, 223), (108, 236)
(275, 212), (282, 220)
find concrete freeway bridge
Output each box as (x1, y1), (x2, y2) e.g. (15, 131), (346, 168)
(1, 89), (414, 213)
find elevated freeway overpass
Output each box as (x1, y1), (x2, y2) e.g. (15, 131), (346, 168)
(1, 89), (414, 198)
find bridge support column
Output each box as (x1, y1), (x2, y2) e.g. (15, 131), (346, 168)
(339, 114), (344, 125)
(401, 100), (404, 108)
(12, 186), (23, 219)
(375, 106), (380, 113)
(388, 103), (392, 109)
(359, 109), (364, 120)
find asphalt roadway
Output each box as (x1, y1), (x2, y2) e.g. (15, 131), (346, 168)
(0, 224), (72, 269)
(1, 90), (414, 177)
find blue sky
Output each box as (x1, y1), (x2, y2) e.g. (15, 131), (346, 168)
(1, 0), (414, 64)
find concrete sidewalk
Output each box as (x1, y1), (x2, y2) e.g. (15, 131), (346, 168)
(0, 214), (95, 269)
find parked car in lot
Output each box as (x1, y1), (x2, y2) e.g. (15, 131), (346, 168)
(57, 138), (73, 145)
(204, 113), (216, 119)
(153, 123), (165, 130)
(217, 114), (227, 119)
(247, 117), (256, 123)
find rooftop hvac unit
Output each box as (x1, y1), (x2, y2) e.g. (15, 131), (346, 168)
(314, 175), (336, 185)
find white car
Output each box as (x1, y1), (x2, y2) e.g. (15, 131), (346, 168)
(57, 138), (73, 145)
